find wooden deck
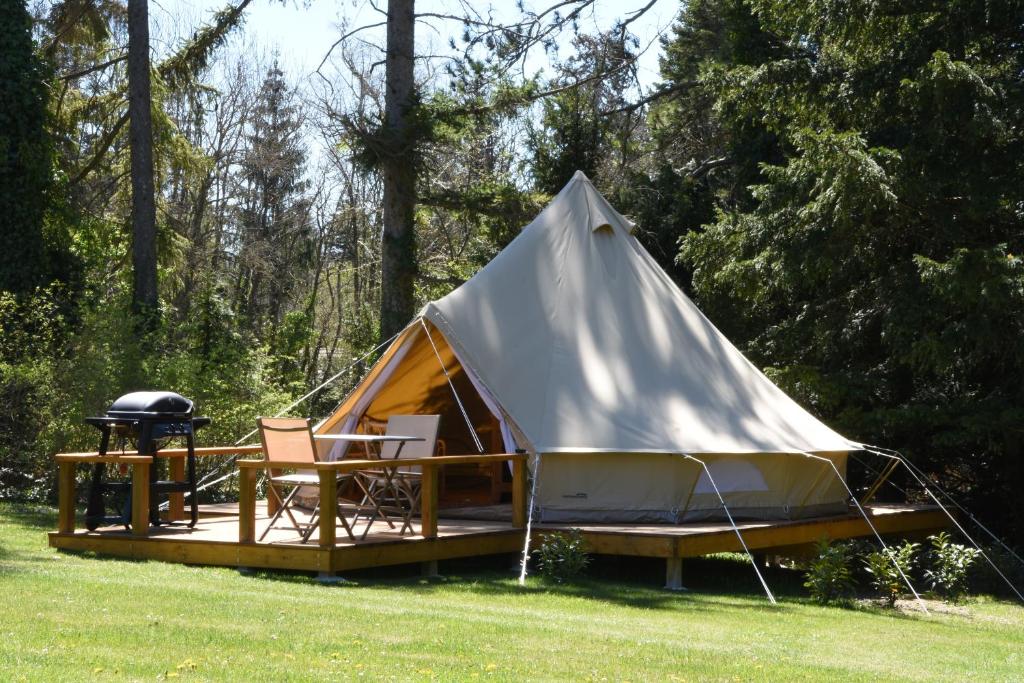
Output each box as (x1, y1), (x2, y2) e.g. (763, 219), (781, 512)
(49, 446), (949, 584)
(49, 501), (948, 581)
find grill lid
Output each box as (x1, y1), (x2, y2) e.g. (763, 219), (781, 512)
(106, 391), (194, 419)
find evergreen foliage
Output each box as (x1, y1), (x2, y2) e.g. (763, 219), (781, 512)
(665, 0), (1024, 540)
(0, 0), (54, 293)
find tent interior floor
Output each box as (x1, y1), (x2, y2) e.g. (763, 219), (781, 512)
(48, 502), (947, 587)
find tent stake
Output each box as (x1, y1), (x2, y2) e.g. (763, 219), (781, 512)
(680, 454), (776, 605)
(862, 448), (1024, 604)
(799, 452), (929, 614)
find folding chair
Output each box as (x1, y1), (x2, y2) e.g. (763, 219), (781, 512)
(256, 417), (356, 543)
(354, 415), (440, 538)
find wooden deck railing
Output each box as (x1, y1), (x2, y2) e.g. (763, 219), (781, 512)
(236, 453), (531, 547)
(54, 448), (530, 547)
(54, 446), (263, 536)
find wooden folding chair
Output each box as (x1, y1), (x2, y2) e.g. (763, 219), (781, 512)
(354, 415), (440, 538)
(256, 417), (355, 543)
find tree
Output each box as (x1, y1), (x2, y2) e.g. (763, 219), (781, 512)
(0, 0), (53, 294)
(378, 0), (417, 340)
(127, 0), (158, 328)
(530, 31), (643, 195)
(676, 0), (1024, 537)
(333, 0), (663, 342)
(233, 62), (312, 337)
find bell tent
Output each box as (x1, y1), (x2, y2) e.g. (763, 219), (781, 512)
(315, 172), (860, 523)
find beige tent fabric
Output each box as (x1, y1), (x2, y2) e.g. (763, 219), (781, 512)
(424, 171), (859, 455)
(535, 452), (849, 523)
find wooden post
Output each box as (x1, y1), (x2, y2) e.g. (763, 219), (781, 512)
(512, 458), (527, 529)
(421, 462), (438, 539)
(665, 557), (685, 591)
(238, 466), (257, 544)
(318, 468), (337, 548)
(267, 467), (282, 517)
(168, 455), (185, 522)
(57, 461), (76, 533)
(131, 460), (150, 537)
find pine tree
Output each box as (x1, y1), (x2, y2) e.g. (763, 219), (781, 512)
(233, 62), (312, 337)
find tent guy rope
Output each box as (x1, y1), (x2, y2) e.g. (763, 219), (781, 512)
(517, 451), (543, 585)
(798, 451), (929, 614)
(861, 447), (1024, 603)
(419, 318), (485, 454)
(680, 454), (777, 604)
(860, 443), (1024, 572)
(159, 329), (404, 509)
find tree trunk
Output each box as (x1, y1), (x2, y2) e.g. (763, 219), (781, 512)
(379, 0), (417, 341)
(128, 0), (158, 330)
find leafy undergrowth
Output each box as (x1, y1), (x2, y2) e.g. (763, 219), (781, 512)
(1, 504), (1022, 682)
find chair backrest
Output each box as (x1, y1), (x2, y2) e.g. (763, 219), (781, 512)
(380, 414), (441, 461)
(257, 417), (318, 466)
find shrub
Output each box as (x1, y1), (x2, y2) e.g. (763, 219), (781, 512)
(864, 541), (919, 607)
(804, 539), (856, 605)
(924, 532), (981, 603)
(534, 528), (590, 583)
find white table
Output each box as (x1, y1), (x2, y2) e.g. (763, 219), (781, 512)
(313, 433), (424, 459)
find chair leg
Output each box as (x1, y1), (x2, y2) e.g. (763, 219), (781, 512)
(258, 485), (289, 541)
(355, 476), (396, 540)
(301, 501), (322, 543)
(398, 480), (421, 536)
(259, 485), (304, 541)
(335, 479), (356, 541)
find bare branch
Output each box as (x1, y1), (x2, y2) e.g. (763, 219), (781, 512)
(316, 20), (388, 75)
(600, 81), (694, 116)
(60, 54), (127, 82)
(68, 110), (130, 187)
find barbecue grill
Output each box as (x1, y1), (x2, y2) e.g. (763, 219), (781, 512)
(84, 391), (210, 531)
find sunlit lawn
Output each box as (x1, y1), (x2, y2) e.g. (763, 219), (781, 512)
(1, 504), (1022, 681)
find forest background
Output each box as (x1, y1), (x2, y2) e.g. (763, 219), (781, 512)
(2, 0), (1022, 545)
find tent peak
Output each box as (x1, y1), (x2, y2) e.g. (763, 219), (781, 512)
(560, 171), (635, 235)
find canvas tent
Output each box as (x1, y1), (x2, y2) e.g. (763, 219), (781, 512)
(316, 171), (860, 522)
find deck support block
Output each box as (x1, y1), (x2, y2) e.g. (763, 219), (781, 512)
(665, 557), (686, 591)
(317, 571), (349, 585)
(421, 559), (440, 578)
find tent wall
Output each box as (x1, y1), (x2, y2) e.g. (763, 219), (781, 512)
(534, 452), (849, 523)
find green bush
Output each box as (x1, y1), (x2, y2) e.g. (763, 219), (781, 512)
(924, 532), (981, 603)
(864, 541), (919, 607)
(803, 539), (856, 605)
(533, 528), (591, 583)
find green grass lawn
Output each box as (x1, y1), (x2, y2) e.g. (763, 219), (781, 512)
(1, 504), (1022, 682)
